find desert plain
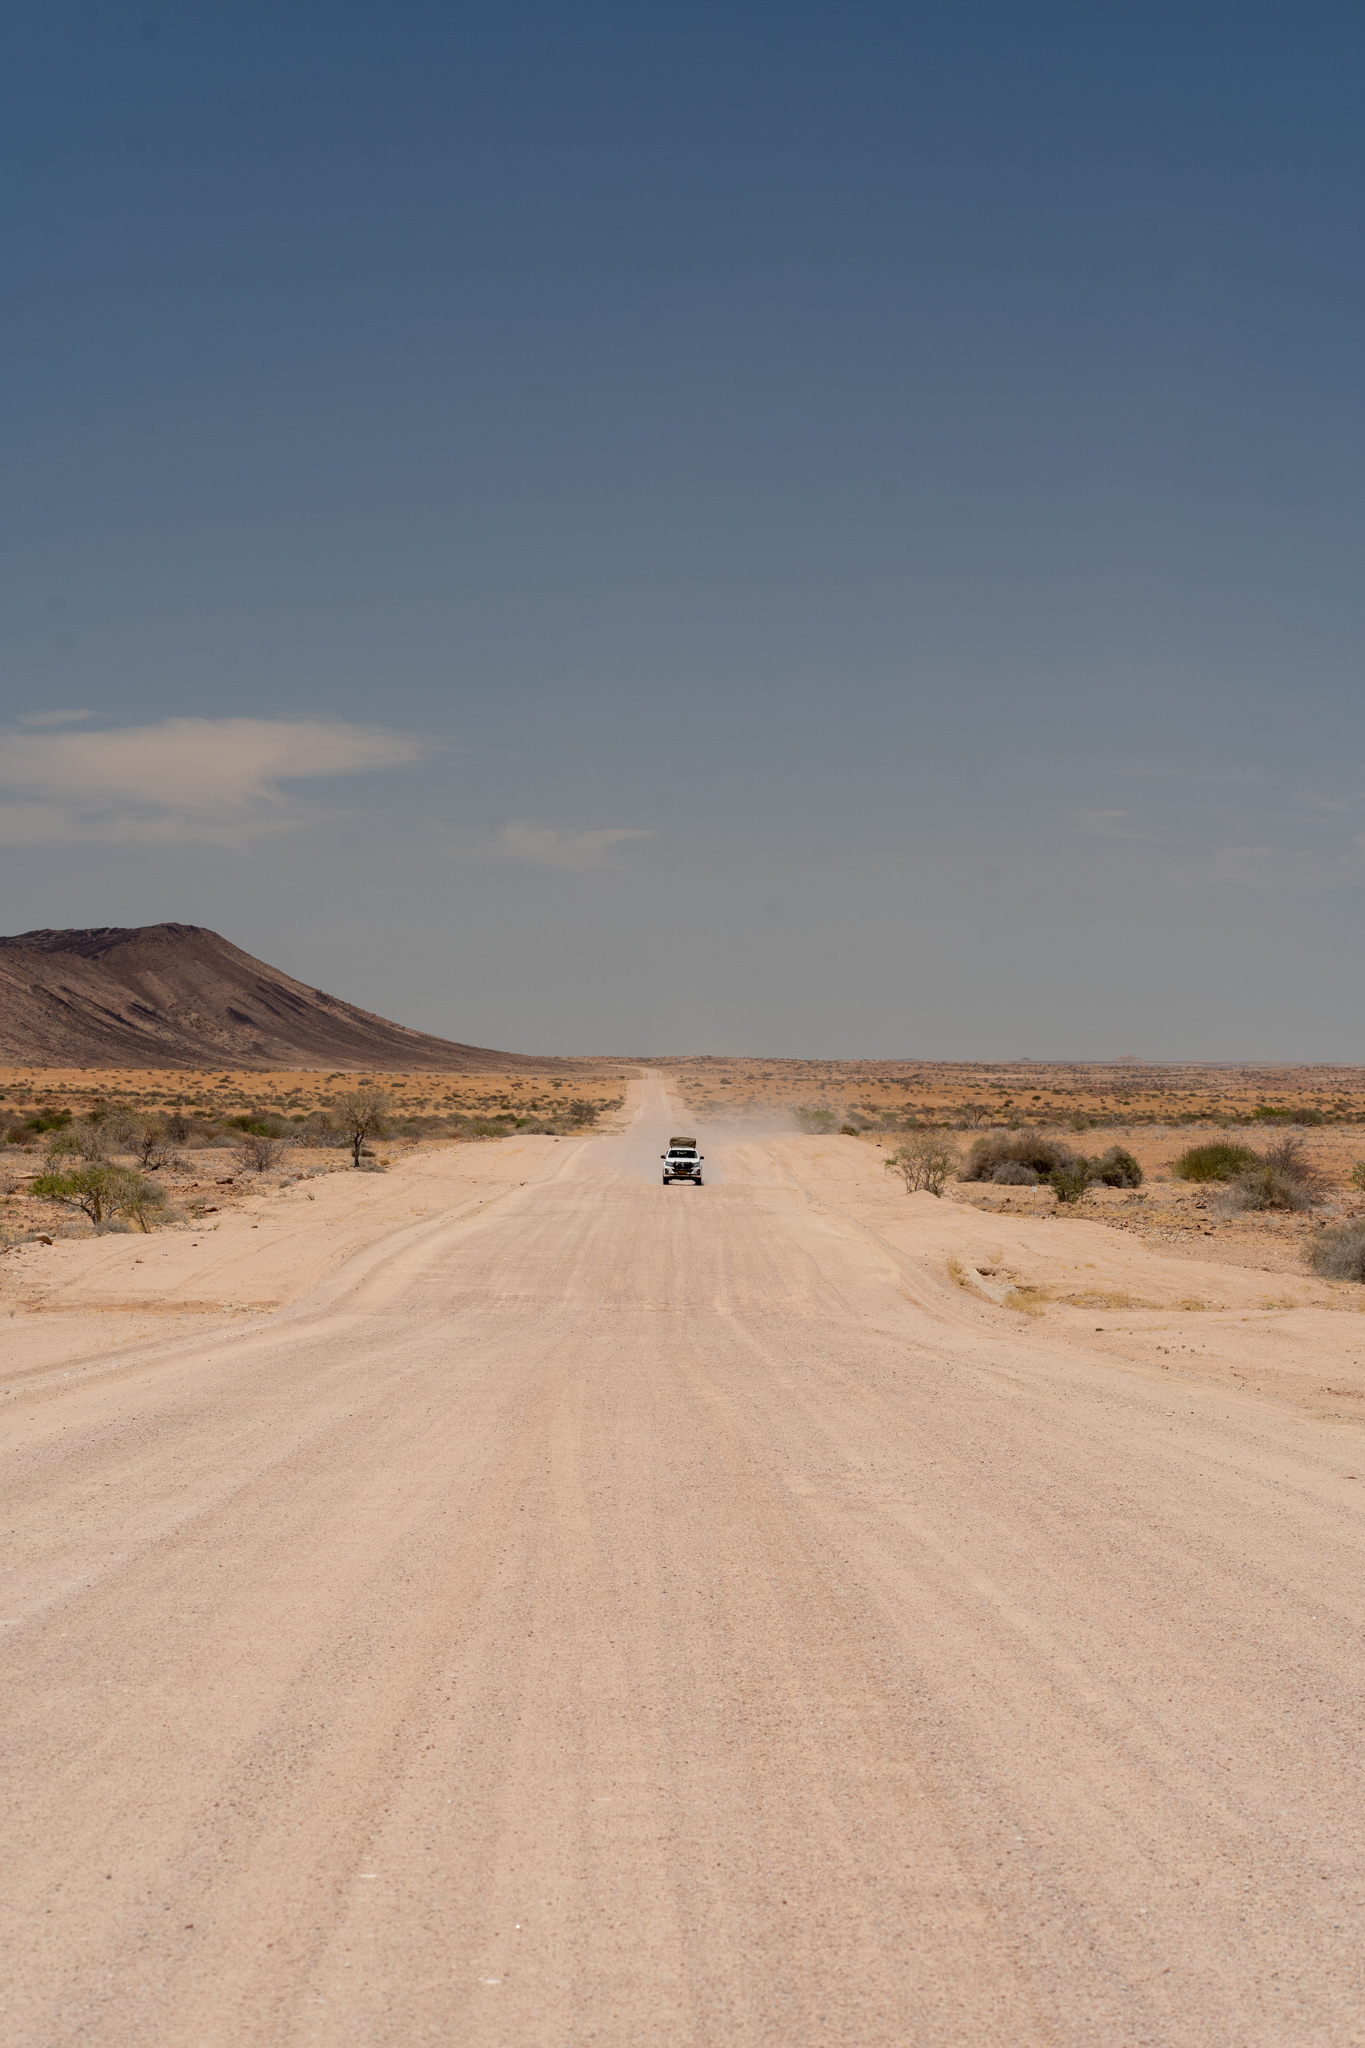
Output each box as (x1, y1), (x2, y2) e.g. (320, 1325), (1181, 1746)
(4, 1061), (1365, 2044)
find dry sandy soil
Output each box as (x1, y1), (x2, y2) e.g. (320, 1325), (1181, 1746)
(0, 1063), (632, 1124)
(4, 1073), (1365, 2046)
(660, 1054), (1365, 1127)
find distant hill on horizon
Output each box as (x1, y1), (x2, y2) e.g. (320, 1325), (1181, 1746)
(0, 923), (562, 1072)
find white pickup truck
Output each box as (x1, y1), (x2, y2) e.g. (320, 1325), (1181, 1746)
(661, 1136), (704, 1185)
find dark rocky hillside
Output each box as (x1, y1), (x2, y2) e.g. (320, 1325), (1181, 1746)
(0, 923), (555, 1071)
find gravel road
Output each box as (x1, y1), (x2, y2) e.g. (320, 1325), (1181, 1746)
(4, 1072), (1363, 2046)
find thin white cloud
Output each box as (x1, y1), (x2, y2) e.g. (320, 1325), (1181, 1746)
(1075, 809), (1136, 838)
(495, 820), (653, 869)
(15, 708), (92, 728)
(1211, 845), (1314, 886)
(1301, 790), (1365, 814)
(0, 716), (431, 846)
(1164, 843), (1361, 890)
(1124, 759), (1263, 786)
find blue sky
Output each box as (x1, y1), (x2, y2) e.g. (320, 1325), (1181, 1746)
(2, 3), (1362, 1057)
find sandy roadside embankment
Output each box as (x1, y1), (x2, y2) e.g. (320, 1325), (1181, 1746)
(0, 1127), (599, 1395)
(684, 1122), (1365, 1427)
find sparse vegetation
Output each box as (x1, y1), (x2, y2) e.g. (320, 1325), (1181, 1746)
(1049, 1160), (1095, 1205)
(991, 1161), (1038, 1186)
(964, 1135), (1141, 1202)
(239, 1131), (288, 1172)
(1308, 1220), (1365, 1282)
(335, 1087), (392, 1167)
(30, 1163), (167, 1230)
(1173, 1141), (1260, 1183)
(885, 1133), (961, 1197)
(793, 1105), (838, 1133)
(118, 1174), (170, 1231)
(962, 1133), (1077, 1182)
(1091, 1145), (1144, 1188)
(1221, 1138), (1324, 1214)
(45, 1122), (109, 1164)
(136, 1124), (178, 1170)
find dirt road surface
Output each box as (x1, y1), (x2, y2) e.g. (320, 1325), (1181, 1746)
(4, 1073), (1364, 2046)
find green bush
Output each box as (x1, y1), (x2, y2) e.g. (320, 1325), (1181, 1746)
(1350, 1161), (1365, 1193)
(1173, 1142), (1260, 1183)
(1049, 1160), (1096, 1204)
(31, 1163), (168, 1230)
(24, 1108), (72, 1133)
(1308, 1221), (1365, 1282)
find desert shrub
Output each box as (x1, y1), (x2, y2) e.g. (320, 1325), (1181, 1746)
(23, 1108), (72, 1134)
(991, 1161), (1038, 1186)
(1222, 1138), (1324, 1215)
(1350, 1161), (1365, 1193)
(885, 1133), (961, 1197)
(793, 1105), (837, 1133)
(306, 1120), (349, 1150)
(239, 1131), (288, 1172)
(1092, 1145), (1144, 1188)
(1173, 1142), (1260, 1183)
(31, 1163), (167, 1230)
(46, 1122), (109, 1164)
(963, 1133), (1076, 1182)
(1264, 1136), (1326, 1192)
(1308, 1221), (1365, 1283)
(32, 1164), (121, 1224)
(1049, 1160), (1096, 1204)
(119, 1175), (169, 1231)
(87, 1105), (140, 1151)
(135, 1124), (176, 1169)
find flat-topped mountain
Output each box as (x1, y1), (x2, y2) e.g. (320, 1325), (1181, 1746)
(0, 923), (551, 1071)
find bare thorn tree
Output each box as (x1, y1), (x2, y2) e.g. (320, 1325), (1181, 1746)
(239, 1131), (287, 1173)
(335, 1087), (391, 1167)
(884, 1132), (962, 1198)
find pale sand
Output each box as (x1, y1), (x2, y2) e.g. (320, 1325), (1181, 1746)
(3, 1072), (1364, 2044)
